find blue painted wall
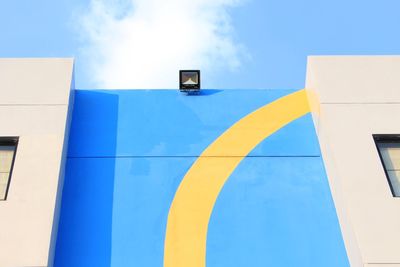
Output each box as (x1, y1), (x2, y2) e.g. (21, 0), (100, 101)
(54, 89), (349, 267)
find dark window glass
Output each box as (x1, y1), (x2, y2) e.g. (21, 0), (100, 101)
(374, 135), (400, 197)
(0, 138), (18, 200)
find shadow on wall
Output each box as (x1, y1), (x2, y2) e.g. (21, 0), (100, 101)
(53, 90), (119, 267)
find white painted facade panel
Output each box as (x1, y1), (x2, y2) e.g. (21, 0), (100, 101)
(307, 56), (400, 266)
(306, 56), (400, 104)
(0, 59), (73, 267)
(0, 58), (73, 105)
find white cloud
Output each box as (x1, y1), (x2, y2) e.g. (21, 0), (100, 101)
(78, 0), (246, 89)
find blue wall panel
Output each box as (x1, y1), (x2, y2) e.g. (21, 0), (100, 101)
(54, 89), (349, 267)
(54, 158), (115, 267)
(208, 157), (348, 267)
(110, 157), (195, 266)
(67, 90), (320, 158)
(55, 90), (119, 267)
(67, 90), (119, 158)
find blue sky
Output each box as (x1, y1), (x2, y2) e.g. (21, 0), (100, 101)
(1, 0), (399, 89)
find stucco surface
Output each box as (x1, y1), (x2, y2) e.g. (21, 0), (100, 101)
(0, 59), (73, 267)
(54, 89), (348, 267)
(307, 56), (400, 266)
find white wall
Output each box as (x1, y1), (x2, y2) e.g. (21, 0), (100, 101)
(0, 59), (74, 267)
(306, 56), (400, 267)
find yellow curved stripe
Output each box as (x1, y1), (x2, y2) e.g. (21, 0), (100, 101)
(164, 89), (311, 267)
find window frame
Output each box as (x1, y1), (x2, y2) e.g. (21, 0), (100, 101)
(373, 134), (400, 197)
(0, 137), (19, 201)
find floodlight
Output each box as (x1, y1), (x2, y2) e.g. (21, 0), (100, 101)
(179, 70), (200, 93)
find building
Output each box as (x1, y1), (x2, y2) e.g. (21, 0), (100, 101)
(0, 57), (399, 267)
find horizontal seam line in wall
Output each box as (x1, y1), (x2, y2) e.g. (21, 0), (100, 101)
(321, 102), (400, 105)
(366, 263), (400, 265)
(67, 155), (321, 159)
(0, 103), (67, 106)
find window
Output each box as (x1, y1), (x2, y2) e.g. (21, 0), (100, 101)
(0, 138), (18, 200)
(374, 135), (400, 197)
